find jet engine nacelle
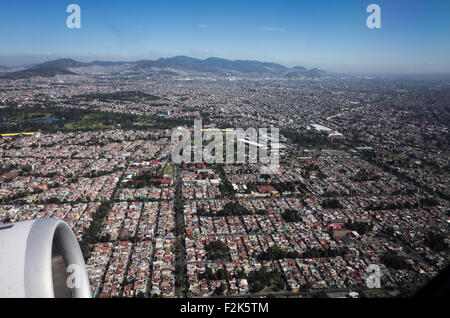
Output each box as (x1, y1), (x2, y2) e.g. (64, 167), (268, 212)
(0, 219), (91, 298)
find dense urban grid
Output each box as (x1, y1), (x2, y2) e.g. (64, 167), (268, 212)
(0, 60), (448, 298)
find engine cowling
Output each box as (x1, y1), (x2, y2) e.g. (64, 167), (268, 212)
(0, 219), (91, 298)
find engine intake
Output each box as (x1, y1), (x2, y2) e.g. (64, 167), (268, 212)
(0, 219), (91, 298)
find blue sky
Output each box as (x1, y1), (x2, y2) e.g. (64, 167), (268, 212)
(0, 0), (449, 73)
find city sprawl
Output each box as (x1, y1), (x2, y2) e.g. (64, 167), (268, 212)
(0, 67), (449, 298)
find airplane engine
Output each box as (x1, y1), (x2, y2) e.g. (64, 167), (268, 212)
(0, 219), (91, 298)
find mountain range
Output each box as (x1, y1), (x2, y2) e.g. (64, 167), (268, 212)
(0, 57), (327, 79)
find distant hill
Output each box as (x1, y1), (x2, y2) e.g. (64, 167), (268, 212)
(285, 68), (327, 79)
(132, 56), (327, 77)
(0, 56), (327, 79)
(0, 58), (84, 79)
(133, 56), (294, 74)
(291, 66), (307, 71)
(32, 58), (91, 69)
(0, 66), (76, 80)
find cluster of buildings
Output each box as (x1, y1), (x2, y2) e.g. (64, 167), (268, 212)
(182, 164), (221, 199)
(0, 202), (99, 240)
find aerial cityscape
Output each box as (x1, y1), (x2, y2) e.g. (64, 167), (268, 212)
(0, 0), (449, 300)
